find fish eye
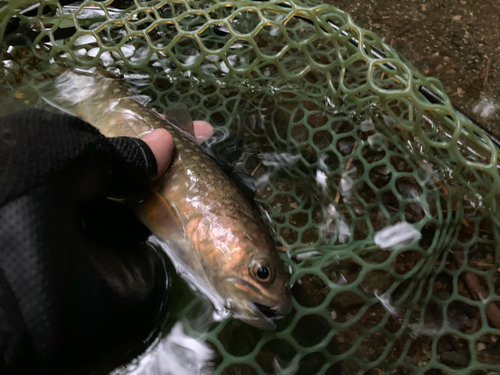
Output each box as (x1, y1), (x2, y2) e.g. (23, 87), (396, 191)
(250, 262), (273, 283)
(257, 267), (269, 280)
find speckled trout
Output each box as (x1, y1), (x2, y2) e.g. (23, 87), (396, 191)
(43, 71), (292, 330)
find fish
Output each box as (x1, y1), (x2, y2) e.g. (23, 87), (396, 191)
(43, 71), (292, 330)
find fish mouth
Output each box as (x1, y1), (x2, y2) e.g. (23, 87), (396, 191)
(223, 277), (292, 330)
(254, 303), (279, 319)
(244, 300), (293, 330)
(240, 302), (278, 331)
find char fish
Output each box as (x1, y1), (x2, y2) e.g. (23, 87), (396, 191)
(43, 71), (292, 330)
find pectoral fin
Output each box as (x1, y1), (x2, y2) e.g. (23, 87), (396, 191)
(132, 189), (184, 242)
(163, 103), (194, 137)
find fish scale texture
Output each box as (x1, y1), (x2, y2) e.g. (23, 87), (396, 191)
(1, 0), (500, 374)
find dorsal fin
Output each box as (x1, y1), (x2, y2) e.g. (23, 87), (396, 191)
(200, 130), (258, 207)
(163, 103), (194, 136)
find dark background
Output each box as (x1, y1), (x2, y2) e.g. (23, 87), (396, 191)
(329, 0), (500, 135)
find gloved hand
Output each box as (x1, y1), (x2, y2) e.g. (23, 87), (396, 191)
(0, 109), (176, 374)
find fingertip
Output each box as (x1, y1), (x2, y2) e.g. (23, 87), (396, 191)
(142, 129), (173, 178)
(193, 120), (214, 144)
(141, 121), (213, 177)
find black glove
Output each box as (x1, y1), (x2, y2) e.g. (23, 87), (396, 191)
(0, 109), (169, 374)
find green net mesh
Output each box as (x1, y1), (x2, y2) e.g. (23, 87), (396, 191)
(1, 0), (500, 374)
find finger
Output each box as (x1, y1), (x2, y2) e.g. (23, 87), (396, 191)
(193, 121), (214, 144)
(107, 136), (158, 194)
(142, 129), (174, 178)
(158, 113), (214, 145)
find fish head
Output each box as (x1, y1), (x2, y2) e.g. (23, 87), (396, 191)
(189, 214), (292, 330)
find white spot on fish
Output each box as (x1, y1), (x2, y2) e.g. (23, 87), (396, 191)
(113, 88), (120, 94)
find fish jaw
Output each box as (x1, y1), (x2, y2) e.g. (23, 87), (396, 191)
(235, 301), (277, 331)
(221, 277), (293, 331)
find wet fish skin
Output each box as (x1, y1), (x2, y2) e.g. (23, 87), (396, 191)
(55, 73), (292, 330)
